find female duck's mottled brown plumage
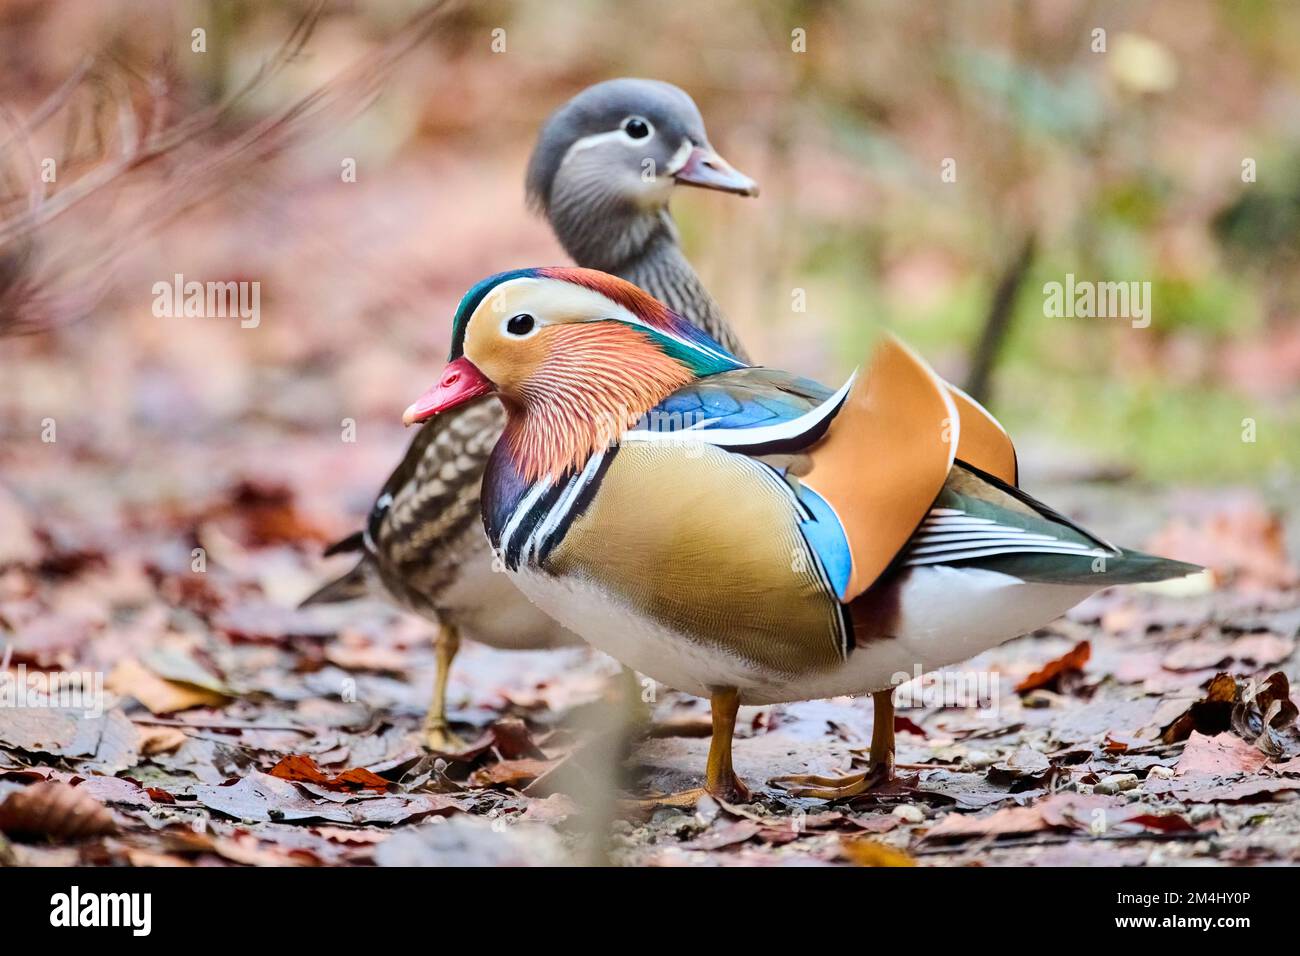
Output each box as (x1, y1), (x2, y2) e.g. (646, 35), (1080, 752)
(303, 79), (758, 748)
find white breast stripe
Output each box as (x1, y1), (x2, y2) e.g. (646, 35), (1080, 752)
(523, 474), (579, 564)
(499, 480), (552, 558)
(523, 449), (606, 563)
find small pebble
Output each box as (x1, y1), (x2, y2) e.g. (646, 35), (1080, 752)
(1147, 765), (1175, 780)
(650, 807), (688, 828)
(694, 794), (721, 825)
(1095, 773), (1139, 795)
(891, 804), (924, 823)
(965, 749), (997, 769)
(1188, 804), (1217, 824)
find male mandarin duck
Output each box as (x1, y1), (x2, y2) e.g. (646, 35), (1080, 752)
(303, 79), (758, 750)
(402, 267), (1202, 801)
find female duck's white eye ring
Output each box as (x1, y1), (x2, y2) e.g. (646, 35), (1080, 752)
(504, 313), (536, 336)
(620, 115), (653, 141)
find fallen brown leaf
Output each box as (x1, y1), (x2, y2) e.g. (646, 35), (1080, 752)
(1161, 671), (1298, 756)
(205, 480), (333, 549)
(681, 819), (761, 850)
(0, 782), (116, 839)
(1119, 812), (1195, 834)
(1175, 777), (1300, 803)
(1016, 641), (1090, 694)
(894, 715), (928, 738)
(924, 805), (1047, 840)
(1160, 672), (1239, 743)
(268, 754), (389, 792)
(1176, 731), (1270, 777)
(106, 659), (229, 714)
(519, 793), (579, 825)
(137, 724), (189, 756)
(0, 708), (82, 754)
(469, 758), (556, 789)
(194, 772), (460, 825)
(1035, 793), (1117, 830)
(324, 641), (408, 674)
(432, 718), (549, 763)
(1230, 671), (1299, 757)
(311, 826), (390, 845)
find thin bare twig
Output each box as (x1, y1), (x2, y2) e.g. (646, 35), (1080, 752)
(0, 0), (455, 337)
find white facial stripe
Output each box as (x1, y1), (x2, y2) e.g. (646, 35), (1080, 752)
(473, 276), (741, 372)
(476, 278), (640, 337)
(560, 121), (658, 170)
(469, 276), (541, 328)
(563, 129), (629, 160)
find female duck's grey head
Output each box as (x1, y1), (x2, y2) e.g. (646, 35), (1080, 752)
(526, 78), (757, 272)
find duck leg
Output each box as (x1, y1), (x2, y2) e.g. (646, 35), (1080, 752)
(422, 623), (467, 752)
(636, 686), (751, 806)
(704, 686), (751, 801)
(771, 689), (896, 800)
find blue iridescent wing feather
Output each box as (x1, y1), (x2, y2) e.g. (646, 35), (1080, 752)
(629, 367), (854, 602)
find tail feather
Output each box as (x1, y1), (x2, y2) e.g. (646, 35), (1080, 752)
(299, 557), (374, 607)
(975, 547), (1203, 587)
(924, 464), (1204, 587)
(323, 530), (365, 558)
(1100, 548), (1204, 585)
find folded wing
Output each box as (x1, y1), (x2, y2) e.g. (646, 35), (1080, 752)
(624, 334), (1023, 605)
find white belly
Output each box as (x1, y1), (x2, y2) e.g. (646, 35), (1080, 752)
(438, 554), (581, 651)
(513, 565), (1095, 704)
(512, 567), (775, 698)
(779, 567), (1096, 703)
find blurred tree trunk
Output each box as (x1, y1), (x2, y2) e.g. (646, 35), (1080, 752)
(964, 233), (1035, 406)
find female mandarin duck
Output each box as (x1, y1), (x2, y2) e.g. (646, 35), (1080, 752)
(303, 79), (757, 750)
(402, 267), (1201, 801)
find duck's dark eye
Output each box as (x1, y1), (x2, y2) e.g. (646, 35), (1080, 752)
(622, 116), (651, 140)
(506, 313), (535, 336)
